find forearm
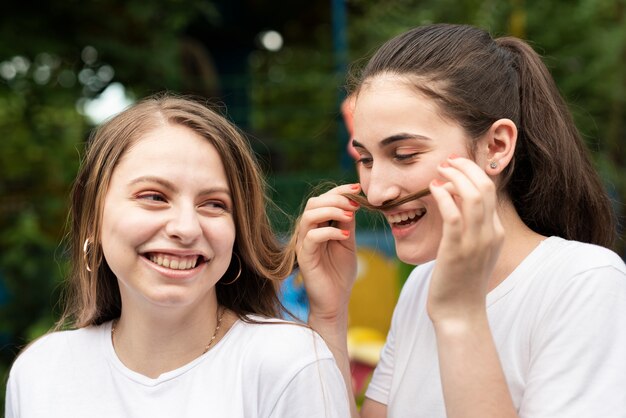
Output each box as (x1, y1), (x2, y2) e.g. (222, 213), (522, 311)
(434, 312), (518, 418)
(309, 312), (360, 418)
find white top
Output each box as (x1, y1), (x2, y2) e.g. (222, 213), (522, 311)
(6, 316), (350, 418)
(366, 236), (626, 417)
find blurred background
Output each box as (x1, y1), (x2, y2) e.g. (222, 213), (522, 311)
(1, 0), (625, 407)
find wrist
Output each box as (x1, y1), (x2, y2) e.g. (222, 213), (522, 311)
(308, 309), (349, 331)
(431, 308), (489, 336)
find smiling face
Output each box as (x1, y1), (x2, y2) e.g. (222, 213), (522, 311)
(353, 74), (473, 264)
(100, 123), (235, 314)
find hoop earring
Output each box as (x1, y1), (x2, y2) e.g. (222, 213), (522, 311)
(83, 238), (93, 272)
(221, 253), (242, 285)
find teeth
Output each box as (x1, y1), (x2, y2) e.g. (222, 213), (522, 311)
(149, 253), (199, 270)
(385, 209), (425, 224)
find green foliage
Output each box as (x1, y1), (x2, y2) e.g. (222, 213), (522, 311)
(0, 83), (84, 353)
(249, 37), (346, 172)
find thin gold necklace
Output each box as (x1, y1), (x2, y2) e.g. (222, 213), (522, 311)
(111, 307), (225, 355)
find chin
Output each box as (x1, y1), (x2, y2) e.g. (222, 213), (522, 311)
(395, 245), (437, 266)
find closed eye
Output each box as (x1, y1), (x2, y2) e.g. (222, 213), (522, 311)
(394, 152), (420, 162)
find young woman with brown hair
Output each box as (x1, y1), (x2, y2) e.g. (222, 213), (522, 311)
(294, 23), (626, 417)
(6, 95), (349, 417)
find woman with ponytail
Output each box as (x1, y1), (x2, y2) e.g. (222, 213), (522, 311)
(294, 24), (626, 417)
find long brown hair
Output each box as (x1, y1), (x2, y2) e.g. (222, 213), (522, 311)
(59, 94), (295, 329)
(351, 23), (616, 249)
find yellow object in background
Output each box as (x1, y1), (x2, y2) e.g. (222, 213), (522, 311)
(347, 326), (386, 366)
(348, 248), (399, 337)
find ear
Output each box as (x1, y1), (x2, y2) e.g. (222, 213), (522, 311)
(478, 118), (517, 175)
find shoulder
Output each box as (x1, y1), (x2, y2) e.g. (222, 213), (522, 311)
(9, 325), (105, 380)
(223, 316), (340, 396)
(234, 316), (333, 363)
(524, 238), (626, 336)
(223, 317), (349, 416)
(543, 237), (625, 273)
(536, 237), (626, 291)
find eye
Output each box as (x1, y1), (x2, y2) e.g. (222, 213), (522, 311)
(137, 192), (167, 203)
(200, 200), (231, 214)
(355, 156), (373, 168)
(394, 152), (420, 162)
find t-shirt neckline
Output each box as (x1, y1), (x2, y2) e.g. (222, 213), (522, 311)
(101, 318), (243, 386)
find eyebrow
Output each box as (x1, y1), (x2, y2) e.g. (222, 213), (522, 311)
(352, 133), (431, 150)
(129, 176), (231, 196)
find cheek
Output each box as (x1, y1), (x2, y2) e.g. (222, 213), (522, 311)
(205, 218), (236, 252)
(102, 209), (156, 247)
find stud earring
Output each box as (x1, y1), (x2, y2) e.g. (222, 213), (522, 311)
(489, 161), (498, 169)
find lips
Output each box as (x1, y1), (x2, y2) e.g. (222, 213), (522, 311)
(385, 208), (426, 226)
(144, 253), (208, 270)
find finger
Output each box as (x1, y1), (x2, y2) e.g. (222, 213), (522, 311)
(299, 206), (356, 232)
(429, 179), (463, 244)
(446, 156), (498, 219)
(436, 163), (485, 236)
(297, 207), (355, 257)
(298, 226), (352, 260)
(304, 184), (361, 212)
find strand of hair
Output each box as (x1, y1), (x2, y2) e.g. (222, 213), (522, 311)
(341, 187), (431, 211)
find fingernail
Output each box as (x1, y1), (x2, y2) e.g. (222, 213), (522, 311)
(344, 211), (353, 218)
(431, 179), (445, 186)
(348, 199), (360, 207)
(350, 184), (360, 191)
(341, 230), (350, 237)
(448, 153), (460, 159)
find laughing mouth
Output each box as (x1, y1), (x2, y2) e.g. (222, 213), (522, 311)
(145, 253), (208, 270)
(385, 208), (426, 227)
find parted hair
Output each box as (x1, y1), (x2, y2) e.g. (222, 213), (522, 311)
(352, 23), (616, 249)
(60, 94), (295, 328)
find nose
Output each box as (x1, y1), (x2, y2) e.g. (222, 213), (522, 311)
(363, 165), (401, 207)
(165, 204), (202, 244)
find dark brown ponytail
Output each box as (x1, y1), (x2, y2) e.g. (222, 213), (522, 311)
(496, 37), (616, 248)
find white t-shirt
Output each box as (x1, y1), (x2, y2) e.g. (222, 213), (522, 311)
(6, 316), (350, 418)
(366, 236), (626, 417)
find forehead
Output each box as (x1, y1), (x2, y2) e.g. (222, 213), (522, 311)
(353, 75), (464, 146)
(111, 124), (229, 187)
(355, 75), (443, 122)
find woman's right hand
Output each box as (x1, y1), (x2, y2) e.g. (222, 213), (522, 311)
(295, 183), (361, 323)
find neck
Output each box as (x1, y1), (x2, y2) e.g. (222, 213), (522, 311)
(112, 301), (225, 378)
(488, 198), (546, 292)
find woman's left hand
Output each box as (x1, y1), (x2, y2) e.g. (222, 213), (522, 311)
(426, 155), (505, 325)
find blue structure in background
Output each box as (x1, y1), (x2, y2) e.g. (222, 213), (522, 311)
(0, 272), (8, 307)
(0, 271), (11, 348)
(280, 272), (309, 321)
